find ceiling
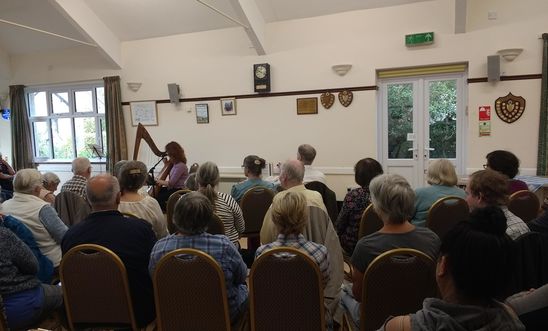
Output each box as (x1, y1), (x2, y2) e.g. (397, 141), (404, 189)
(0, 0), (430, 56)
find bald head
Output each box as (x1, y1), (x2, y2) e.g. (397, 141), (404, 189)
(86, 174), (121, 211)
(280, 159), (305, 189)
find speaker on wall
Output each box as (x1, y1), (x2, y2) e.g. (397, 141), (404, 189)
(487, 55), (500, 82)
(167, 83), (180, 104)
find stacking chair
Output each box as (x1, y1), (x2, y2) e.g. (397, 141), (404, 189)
(153, 248), (231, 331)
(250, 247), (325, 331)
(208, 213), (225, 235)
(60, 244), (138, 330)
(508, 190), (541, 223)
(512, 232), (548, 294)
(359, 248), (438, 331)
(165, 189), (192, 233)
(426, 196), (469, 240)
(54, 190), (90, 226)
(358, 204), (383, 240)
(240, 186), (275, 249)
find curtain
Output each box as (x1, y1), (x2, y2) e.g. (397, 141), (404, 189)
(9, 85), (33, 170)
(103, 76), (128, 172)
(537, 33), (548, 176)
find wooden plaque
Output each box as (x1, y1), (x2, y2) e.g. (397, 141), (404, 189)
(297, 98), (318, 115)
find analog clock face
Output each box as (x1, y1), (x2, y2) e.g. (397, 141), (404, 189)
(255, 65), (267, 79)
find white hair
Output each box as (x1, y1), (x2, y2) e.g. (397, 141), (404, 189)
(72, 157), (91, 175)
(13, 169), (43, 195)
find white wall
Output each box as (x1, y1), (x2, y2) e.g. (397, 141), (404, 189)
(8, 0), (548, 198)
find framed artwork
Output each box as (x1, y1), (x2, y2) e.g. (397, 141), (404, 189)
(296, 97), (318, 115)
(195, 104), (209, 124)
(130, 101), (158, 126)
(220, 98), (237, 116)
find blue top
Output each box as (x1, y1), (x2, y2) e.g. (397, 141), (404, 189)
(412, 184), (466, 227)
(230, 178), (276, 203)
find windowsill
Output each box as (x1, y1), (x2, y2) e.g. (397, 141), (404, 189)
(35, 159), (106, 165)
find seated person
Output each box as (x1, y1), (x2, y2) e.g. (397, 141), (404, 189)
(118, 161), (167, 239)
(0, 152), (15, 201)
(411, 159), (466, 227)
(155, 141), (189, 212)
(148, 192), (248, 324)
(61, 157), (91, 200)
(0, 222), (62, 330)
(0, 169), (68, 267)
(527, 197), (548, 234)
(466, 169), (529, 240)
(298, 144), (326, 184)
(383, 206), (525, 330)
(341, 174), (440, 329)
(40, 172), (60, 204)
(506, 283), (548, 331)
(485, 150), (528, 194)
(231, 155), (276, 203)
(335, 157), (383, 254)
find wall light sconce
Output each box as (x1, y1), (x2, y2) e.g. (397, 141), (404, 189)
(497, 48), (523, 61)
(127, 82), (142, 92)
(332, 64), (352, 76)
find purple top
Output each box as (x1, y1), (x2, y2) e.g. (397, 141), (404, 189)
(168, 162), (189, 189)
(509, 179), (528, 195)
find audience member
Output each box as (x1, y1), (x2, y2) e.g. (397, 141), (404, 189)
(298, 144), (326, 184)
(412, 159), (466, 227)
(197, 161), (245, 246)
(61, 157), (91, 200)
(61, 174), (156, 327)
(341, 174), (440, 329)
(149, 192), (248, 324)
(466, 169), (529, 240)
(0, 169), (67, 267)
(0, 151), (15, 200)
(528, 198), (548, 234)
(335, 158), (383, 254)
(506, 283), (548, 331)
(231, 155), (276, 203)
(112, 159), (128, 178)
(0, 219), (63, 330)
(383, 206), (525, 331)
(156, 141), (189, 212)
(40, 172), (60, 204)
(485, 150), (528, 194)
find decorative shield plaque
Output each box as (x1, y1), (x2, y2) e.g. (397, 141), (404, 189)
(320, 92), (335, 109)
(338, 90), (353, 107)
(495, 93), (525, 123)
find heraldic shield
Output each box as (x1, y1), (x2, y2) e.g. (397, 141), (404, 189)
(495, 93), (526, 123)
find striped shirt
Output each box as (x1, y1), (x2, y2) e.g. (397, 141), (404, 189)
(214, 192), (245, 245)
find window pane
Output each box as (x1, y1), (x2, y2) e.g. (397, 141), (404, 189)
(75, 90), (93, 113)
(101, 118), (107, 154)
(428, 80), (457, 159)
(96, 87), (105, 114)
(387, 83), (414, 159)
(28, 91), (48, 117)
(33, 121), (51, 158)
(52, 92), (69, 114)
(51, 118), (74, 159)
(75, 117), (99, 158)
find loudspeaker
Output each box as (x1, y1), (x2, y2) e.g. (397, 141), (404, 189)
(167, 83), (180, 104)
(487, 55), (500, 82)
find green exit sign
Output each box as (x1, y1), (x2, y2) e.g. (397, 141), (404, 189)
(405, 32), (434, 46)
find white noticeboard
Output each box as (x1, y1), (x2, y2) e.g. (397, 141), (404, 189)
(130, 101), (158, 126)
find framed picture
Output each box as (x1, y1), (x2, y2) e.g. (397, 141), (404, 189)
(297, 97), (318, 115)
(220, 98), (237, 116)
(195, 104), (209, 124)
(130, 101), (158, 126)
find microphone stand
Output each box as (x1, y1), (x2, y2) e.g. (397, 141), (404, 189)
(148, 155), (166, 187)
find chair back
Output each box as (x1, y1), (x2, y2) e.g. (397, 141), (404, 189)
(513, 232), (548, 293)
(361, 248), (438, 331)
(207, 213), (225, 235)
(189, 162), (200, 174)
(0, 295), (8, 331)
(305, 181), (339, 223)
(60, 244), (138, 330)
(426, 196), (469, 240)
(508, 190), (541, 223)
(240, 186), (275, 236)
(153, 248), (231, 331)
(54, 191), (90, 226)
(358, 204), (383, 240)
(166, 189), (192, 234)
(250, 247), (325, 331)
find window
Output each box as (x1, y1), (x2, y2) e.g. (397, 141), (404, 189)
(26, 82), (106, 162)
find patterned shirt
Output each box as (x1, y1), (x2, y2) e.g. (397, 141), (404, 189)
(501, 206), (530, 240)
(60, 175), (87, 200)
(255, 233), (330, 287)
(215, 192), (245, 245)
(149, 233), (248, 321)
(335, 187), (371, 254)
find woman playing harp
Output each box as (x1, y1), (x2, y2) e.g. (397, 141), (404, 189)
(155, 141), (189, 212)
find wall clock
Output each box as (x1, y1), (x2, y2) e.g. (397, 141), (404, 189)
(254, 63), (271, 93)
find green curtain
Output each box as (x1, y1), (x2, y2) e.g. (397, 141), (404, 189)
(538, 33), (548, 176)
(103, 76), (128, 172)
(9, 85), (33, 170)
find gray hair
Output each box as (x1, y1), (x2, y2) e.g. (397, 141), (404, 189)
(196, 161), (220, 204)
(173, 192), (214, 234)
(426, 159), (458, 186)
(369, 174), (415, 224)
(281, 159), (305, 184)
(113, 160), (128, 178)
(298, 144), (317, 165)
(72, 157), (91, 175)
(13, 169), (43, 194)
(86, 174), (120, 208)
(119, 161), (147, 192)
(42, 172), (60, 186)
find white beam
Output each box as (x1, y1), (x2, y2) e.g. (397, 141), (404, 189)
(228, 0), (267, 55)
(49, 0), (122, 69)
(454, 0), (467, 34)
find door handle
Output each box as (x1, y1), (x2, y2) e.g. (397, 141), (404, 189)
(408, 147), (418, 160)
(424, 147), (434, 159)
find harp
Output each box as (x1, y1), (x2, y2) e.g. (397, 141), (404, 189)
(133, 123), (172, 197)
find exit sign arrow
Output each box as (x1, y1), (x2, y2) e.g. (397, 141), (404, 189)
(405, 32), (435, 46)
